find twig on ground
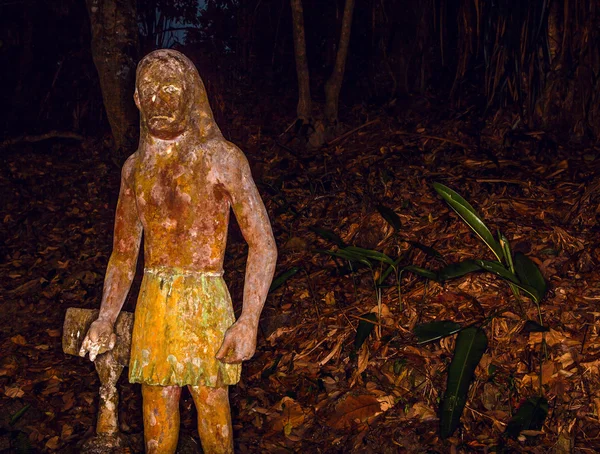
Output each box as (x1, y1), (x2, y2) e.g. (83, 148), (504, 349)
(326, 118), (381, 147)
(393, 130), (470, 149)
(1, 131), (84, 149)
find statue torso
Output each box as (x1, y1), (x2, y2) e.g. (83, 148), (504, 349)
(130, 140), (231, 272)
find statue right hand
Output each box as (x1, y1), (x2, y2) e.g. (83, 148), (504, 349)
(78, 318), (117, 362)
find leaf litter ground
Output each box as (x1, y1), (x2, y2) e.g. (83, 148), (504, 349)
(1, 104), (600, 453)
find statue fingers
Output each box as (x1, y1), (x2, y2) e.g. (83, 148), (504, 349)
(78, 336), (91, 357)
(108, 332), (117, 350)
(215, 335), (235, 361)
(88, 343), (101, 362)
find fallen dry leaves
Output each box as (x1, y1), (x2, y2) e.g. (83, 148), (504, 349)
(2, 104), (600, 453)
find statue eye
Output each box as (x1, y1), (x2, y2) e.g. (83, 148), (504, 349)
(140, 86), (154, 97)
(163, 85), (181, 94)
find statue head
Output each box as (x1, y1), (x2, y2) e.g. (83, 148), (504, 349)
(135, 49), (221, 141)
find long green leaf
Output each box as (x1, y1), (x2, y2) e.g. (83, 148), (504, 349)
(475, 260), (520, 284)
(409, 241), (445, 261)
(269, 267), (301, 293)
(475, 260), (541, 302)
(354, 313), (378, 350)
(499, 232), (515, 271)
(504, 396), (548, 439)
(438, 260), (482, 281)
(401, 265), (439, 281)
(413, 321), (462, 344)
(10, 404), (31, 425)
(440, 326), (488, 438)
(345, 246), (395, 265)
(376, 204), (401, 231)
(377, 256), (403, 286)
(514, 252), (547, 300)
(317, 249), (372, 268)
(433, 183), (504, 261)
(521, 320), (549, 333)
(310, 226), (346, 247)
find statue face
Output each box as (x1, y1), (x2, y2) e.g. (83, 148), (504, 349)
(136, 62), (190, 140)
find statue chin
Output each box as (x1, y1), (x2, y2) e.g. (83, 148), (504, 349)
(146, 118), (186, 140)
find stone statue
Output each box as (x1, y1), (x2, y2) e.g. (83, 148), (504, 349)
(78, 49), (277, 454)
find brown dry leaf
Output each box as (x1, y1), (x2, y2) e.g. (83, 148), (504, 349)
(267, 326), (297, 346)
(11, 334), (27, 346)
(26, 427), (45, 443)
(377, 395), (396, 412)
(45, 436), (60, 451)
(8, 278), (42, 295)
(0, 357), (19, 377)
(581, 359), (600, 375)
(324, 291), (336, 306)
(42, 379), (61, 396)
(356, 346), (369, 374)
(528, 329), (580, 348)
(318, 336), (344, 366)
(46, 329), (61, 338)
(60, 424), (73, 440)
(61, 391), (75, 412)
(369, 303), (394, 325)
(407, 402), (437, 421)
(270, 397), (305, 436)
(327, 394), (382, 429)
(284, 236), (307, 251)
(4, 385), (25, 398)
(350, 346), (370, 388)
(541, 361), (558, 385)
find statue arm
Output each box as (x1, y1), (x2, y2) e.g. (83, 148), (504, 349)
(97, 159), (143, 324)
(216, 145), (277, 363)
(80, 156), (142, 360)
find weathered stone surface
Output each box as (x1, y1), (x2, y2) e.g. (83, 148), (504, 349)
(62, 308), (133, 365)
(63, 308), (133, 438)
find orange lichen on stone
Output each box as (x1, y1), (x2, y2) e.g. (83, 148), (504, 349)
(129, 268), (241, 386)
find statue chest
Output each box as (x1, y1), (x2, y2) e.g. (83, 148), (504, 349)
(132, 163), (230, 230)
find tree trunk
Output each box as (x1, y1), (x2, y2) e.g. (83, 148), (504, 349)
(290, 0), (311, 123)
(86, 0), (139, 157)
(324, 0), (354, 125)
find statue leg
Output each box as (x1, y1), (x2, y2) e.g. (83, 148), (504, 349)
(189, 385), (233, 454)
(141, 384), (181, 454)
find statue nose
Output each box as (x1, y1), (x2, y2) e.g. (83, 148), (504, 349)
(151, 91), (170, 105)
(151, 93), (165, 104)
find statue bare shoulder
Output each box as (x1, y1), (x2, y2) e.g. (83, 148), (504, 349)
(121, 152), (140, 190)
(202, 138), (250, 182)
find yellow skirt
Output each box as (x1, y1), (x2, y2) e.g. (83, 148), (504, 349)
(129, 267), (241, 387)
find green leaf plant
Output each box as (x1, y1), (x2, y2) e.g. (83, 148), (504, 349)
(315, 223), (445, 341)
(315, 183), (549, 440)
(411, 183), (549, 440)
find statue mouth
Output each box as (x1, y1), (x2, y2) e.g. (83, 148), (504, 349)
(150, 115), (175, 121)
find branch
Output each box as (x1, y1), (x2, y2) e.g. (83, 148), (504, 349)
(0, 131), (84, 149)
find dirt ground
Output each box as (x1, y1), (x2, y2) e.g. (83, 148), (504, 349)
(2, 101), (600, 453)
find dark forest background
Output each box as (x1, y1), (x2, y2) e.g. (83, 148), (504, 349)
(2, 0), (600, 150)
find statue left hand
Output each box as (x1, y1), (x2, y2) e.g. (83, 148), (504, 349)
(216, 318), (257, 364)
